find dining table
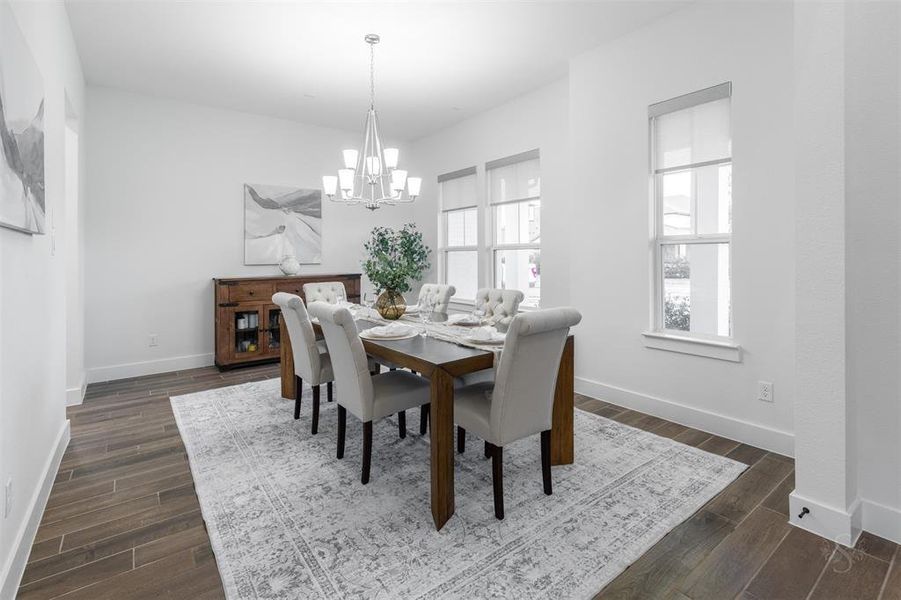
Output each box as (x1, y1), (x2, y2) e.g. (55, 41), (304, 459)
(279, 305), (575, 531)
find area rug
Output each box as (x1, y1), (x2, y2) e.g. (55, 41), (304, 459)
(170, 379), (745, 599)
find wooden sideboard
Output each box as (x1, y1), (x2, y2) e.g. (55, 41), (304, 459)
(213, 274), (361, 369)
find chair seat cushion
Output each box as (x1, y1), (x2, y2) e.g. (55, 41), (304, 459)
(453, 382), (494, 443)
(455, 368), (494, 388)
(371, 371), (431, 421)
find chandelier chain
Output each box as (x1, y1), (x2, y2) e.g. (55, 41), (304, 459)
(369, 43), (375, 108)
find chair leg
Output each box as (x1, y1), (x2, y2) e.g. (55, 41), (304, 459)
(541, 430), (552, 495)
(311, 385), (320, 435)
(374, 363), (381, 374)
(327, 381), (333, 402)
(484, 441), (491, 459)
(361, 421), (373, 484)
(390, 367), (397, 371)
(457, 426), (466, 454)
(420, 404), (430, 435)
(294, 375), (302, 420)
(336, 405), (346, 459)
(398, 410), (407, 439)
(490, 443), (504, 519)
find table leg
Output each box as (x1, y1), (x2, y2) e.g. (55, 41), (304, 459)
(430, 367), (455, 530)
(551, 336), (574, 465)
(280, 316), (295, 400)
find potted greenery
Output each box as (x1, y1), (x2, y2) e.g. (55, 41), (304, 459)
(362, 223), (431, 320)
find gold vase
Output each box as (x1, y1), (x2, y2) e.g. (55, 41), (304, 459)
(376, 289), (406, 320)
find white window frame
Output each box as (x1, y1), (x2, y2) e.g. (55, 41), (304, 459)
(438, 166), (479, 303)
(646, 83), (740, 361)
(487, 149), (541, 309)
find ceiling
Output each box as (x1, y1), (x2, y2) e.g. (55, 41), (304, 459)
(66, 1), (687, 141)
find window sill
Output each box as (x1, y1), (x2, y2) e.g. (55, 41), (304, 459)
(641, 331), (742, 362)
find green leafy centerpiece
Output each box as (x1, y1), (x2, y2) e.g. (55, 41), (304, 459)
(362, 223), (431, 320)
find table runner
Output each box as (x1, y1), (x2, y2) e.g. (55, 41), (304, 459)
(349, 305), (505, 363)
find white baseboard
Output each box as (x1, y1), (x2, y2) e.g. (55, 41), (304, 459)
(789, 491), (862, 547)
(87, 352), (215, 384)
(575, 376), (794, 457)
(861, 498), (901, 545)
(0, 420), (70, 599)
(65, 375), (86, 406)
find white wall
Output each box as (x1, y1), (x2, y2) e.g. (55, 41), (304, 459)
(567, 1), (795, 454)
(409, 79), (570, 310)
(0, 1), (85, 595)
(85, 87), (413, 382)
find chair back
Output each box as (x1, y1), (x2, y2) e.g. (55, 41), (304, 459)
(475, 288), (525, 324)
(418, 284), (456, 313)
(490, 307), (582, 445)
(271, 293), (323, 383)
(308, 302), (375, 421)
(303, 281), (347, 304)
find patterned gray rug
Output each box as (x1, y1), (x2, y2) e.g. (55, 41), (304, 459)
(170, 379), (745, 599)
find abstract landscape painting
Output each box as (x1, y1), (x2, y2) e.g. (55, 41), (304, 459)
(0, 3), (46, 234)
(244, 183), (322, 265)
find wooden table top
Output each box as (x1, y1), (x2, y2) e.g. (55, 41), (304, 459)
(316, 317), (495, 378)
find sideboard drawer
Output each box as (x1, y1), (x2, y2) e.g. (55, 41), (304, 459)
(229, 282), (275, 303)
(275, 281), (305, 296)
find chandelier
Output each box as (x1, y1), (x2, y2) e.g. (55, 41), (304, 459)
(322, 34), (421, 210)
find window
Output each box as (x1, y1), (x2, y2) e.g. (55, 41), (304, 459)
(488, 150), (541, 308)
(650, 83), (732, 338)
(438, 167), (478, 301)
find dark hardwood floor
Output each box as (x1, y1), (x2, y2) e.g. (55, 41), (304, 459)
(16, 367), (901, 599)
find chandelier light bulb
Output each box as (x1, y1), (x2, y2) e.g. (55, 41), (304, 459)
(391, 169), (407, 192)
(366, 155), (381, 175)
(383, 148), (399, 170)
(322, 175), (338, 197)
(338, 168), (354, 192)
(342, 149), (358, 169)
(407, 177), (422, 198)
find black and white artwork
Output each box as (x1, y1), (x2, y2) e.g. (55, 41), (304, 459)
(0, 3), (45, 234)
(244, 183), (322, 265)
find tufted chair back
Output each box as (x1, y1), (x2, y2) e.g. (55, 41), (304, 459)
(308, 302), (375, 421)
(303, 281), (347, 304)
(474, 288), (525, 327)
(418, 284), (456, 313)
(490, 307), (582, 446)
(271, 293), (324, 384)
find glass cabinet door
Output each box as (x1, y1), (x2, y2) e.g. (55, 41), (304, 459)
(232, 308), (262, 357)
(265, 307), (282, 353)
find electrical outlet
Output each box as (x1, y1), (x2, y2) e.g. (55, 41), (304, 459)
(149, 334), (159, 347)
(4, 478), (12, 519)
(758, 381), (774, 403)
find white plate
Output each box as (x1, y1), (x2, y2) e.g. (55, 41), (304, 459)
(360, 329), (418, 341)
(463, 334), (505, 345)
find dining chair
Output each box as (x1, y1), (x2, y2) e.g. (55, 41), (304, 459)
(453, 307), (582, 519)
(303, 281), (347, 304)
(308, 302), (432, 484)
(473, 288), (525, 329)
(382, 283), (456, 435)
(272, 293), (334, 435)
(418, 283), (456, 313)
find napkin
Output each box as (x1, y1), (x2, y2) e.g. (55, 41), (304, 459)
(468, 326), (503, 342)
(365, 323), (413, 338)
(447, 313), (479, 325)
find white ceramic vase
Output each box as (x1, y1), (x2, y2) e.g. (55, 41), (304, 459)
(279, 255), (301, 275)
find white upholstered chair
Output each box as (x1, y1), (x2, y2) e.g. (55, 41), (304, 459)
(309, 302), (431, 484)
(454, 307), (582, 519)
(303, 281), (347, 304)
(474, 288), (525, 329)
(418, 283), (456, 313)
(272, 293), (334, 435)
(377, 283), (456, 434)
